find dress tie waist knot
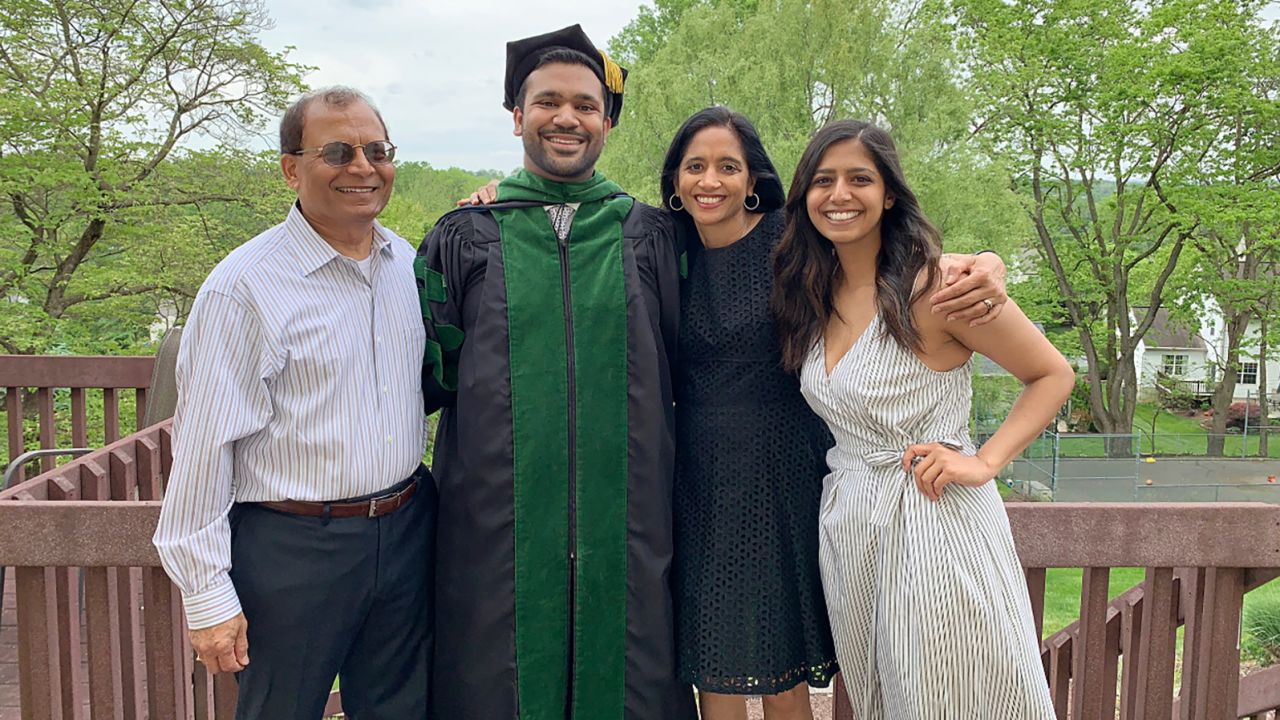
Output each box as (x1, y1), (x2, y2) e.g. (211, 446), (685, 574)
(863, 449), (909, 528)
(833, 444), (958, 527)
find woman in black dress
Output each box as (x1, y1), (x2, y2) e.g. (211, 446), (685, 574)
(663, 107), (837, 720)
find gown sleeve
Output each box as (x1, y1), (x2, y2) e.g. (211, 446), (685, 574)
(645, 207), (682, 374)
(415, 210), (476, 413)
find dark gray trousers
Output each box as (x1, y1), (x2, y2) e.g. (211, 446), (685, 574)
(229, 467), (435, 720)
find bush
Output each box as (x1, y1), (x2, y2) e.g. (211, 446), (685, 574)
(1065, 376), (1094, 432)
(972, 374), (1022, 433)
(1155, 376), (1204, 412)
(1226, 401), (1263, 430)
(1243, 596), (1280, 666)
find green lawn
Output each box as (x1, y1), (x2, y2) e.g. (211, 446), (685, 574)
(1050, 403), (1280, 458)
(1041, 568), (1280, 639)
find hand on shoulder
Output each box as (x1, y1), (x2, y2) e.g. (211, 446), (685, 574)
(929, 252), (1008, 326)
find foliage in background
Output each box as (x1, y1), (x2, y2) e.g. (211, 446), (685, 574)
(950, 0), (1280, 455)
(0, 145), (499, 358)
(1162, 24), (1280, 454)
(601, 0), (1028, 257)
(1243, 594), (1280, 666)
(3, 0), (1280, 459)
(972, 374), (1023, 434)
(1154, 373), (1206, 413)
(378, 163), (504, 244)
(0, 0), (309, 354)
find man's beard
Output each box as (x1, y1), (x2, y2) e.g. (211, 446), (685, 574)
(522, 127), (604, 180)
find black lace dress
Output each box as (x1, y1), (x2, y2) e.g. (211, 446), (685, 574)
(673, 210), (838, 694)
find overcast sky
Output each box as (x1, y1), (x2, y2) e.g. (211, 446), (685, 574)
(254, 0), (1280, 172)
(257, 0), (650, 171)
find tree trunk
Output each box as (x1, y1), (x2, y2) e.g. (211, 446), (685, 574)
(1208, 310), (1250, 456)
(1093, 391), (1137, 457)
(1207, 379), (1234, 457)
(1098, 350), (1140, 457)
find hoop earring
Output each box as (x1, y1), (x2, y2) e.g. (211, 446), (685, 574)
(744, 193), (761, 211)
(668, 193), (685, 212)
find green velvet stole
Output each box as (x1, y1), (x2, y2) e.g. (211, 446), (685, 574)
(495, 169), (632, 720)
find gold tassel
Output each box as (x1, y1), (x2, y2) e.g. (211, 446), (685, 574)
(598, 50), (625, 94)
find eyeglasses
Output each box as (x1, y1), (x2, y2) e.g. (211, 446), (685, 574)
(290, 141), (397, 166)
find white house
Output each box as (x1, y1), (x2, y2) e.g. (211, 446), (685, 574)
(1136, 303), (1280, 404)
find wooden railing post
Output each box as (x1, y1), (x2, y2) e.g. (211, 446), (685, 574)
(832, 674), (853, 720)
(35, 389), (54, 474)
(103, 389), (119, 445)
(6, 386), (24, 485)
(1134, 568), (1178, 719)
(45, 478), (85, 720)
(1073, 566), (1111, 718)
(15, 566), (61, 720)
(1118, 592), (1144, 719)
(142, 566), (190, 720)
(1182, 567), (1208, 719)
(1048, 633), (1072, 718)
(82, 462), (124, 720)
(1187, 567), (1245, 720)
(213, 673), (238, 720)
(192, 662), (214, 720)
(69, 389), (87, 450)
(83, 566), (124, 720)
(1025, 567), (1047, 639)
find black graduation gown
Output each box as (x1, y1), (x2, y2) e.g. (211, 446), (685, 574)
(416, 189), (697, 720)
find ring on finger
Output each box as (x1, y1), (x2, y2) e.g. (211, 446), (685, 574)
(982, 298), (995, 314)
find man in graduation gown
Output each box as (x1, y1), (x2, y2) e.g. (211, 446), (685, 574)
(415, 24), (698, 720)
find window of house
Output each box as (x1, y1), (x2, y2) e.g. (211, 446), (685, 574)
(1161, 354), (1187, 377)
(1238, 361), (1259, 385)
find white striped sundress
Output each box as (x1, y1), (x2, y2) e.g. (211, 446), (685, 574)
(799, 314), (1054, 719)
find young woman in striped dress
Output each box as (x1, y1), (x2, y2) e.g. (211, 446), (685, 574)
(771, 119), (1072, 719)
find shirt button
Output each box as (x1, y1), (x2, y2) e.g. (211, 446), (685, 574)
(386, 435), (393, 444)
(376, 336), (383, 343)
(382, 385), (389, 394)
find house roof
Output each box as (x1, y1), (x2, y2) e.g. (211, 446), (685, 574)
(1141, 307), (1205, 350)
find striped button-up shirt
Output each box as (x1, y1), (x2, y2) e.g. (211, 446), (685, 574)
(153, 204), (426, 629)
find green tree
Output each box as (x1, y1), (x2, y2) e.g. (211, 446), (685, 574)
(379, 162), (504, 243)
(609, 0), (697, 66)
(951, 0), (1280, 454)
(0, 0), (307, 353)
(1168, 24), (1280, 455)
(602, 0), (1028, 256)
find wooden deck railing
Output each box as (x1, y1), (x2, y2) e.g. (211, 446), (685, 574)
(4, 352), (1280, 719)
(1, 355), (155, 486)
(830, 503), (1280, 719)
(0, 420), (342, 720)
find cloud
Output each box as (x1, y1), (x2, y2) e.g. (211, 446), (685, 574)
(257, 0), (649, 168)
(342, 0), (395, 9)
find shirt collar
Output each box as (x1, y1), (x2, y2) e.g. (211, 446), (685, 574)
(285, 202), (395, 277)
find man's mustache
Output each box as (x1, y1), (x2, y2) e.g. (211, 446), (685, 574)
(538, 127), (590, 141)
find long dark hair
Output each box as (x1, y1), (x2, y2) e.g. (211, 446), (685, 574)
(772, 119), (941, 371)
(659, 107), (785, 240)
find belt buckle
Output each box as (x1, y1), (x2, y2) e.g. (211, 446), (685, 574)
(368, 497), (380, 518)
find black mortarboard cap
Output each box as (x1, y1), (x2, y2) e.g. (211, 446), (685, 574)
(503, 24), (628, 127)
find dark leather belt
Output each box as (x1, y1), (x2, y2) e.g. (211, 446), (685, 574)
(259, 480), (418, 519)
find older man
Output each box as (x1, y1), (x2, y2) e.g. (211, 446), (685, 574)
(154, 87), (432, 720)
